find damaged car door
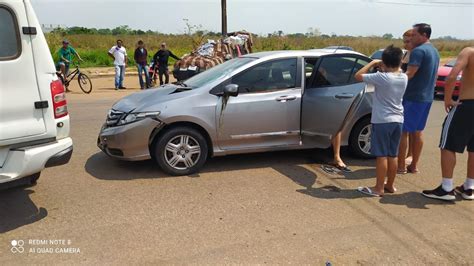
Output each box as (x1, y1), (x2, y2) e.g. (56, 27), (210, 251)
(301, 55), (370, 148)
(215, 58), (302, 151)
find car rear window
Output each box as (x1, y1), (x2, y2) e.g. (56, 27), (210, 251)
(0, 6), (21, 60)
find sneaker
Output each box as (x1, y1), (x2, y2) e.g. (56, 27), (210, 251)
(422, 185), (455, 201)
(119, 86), (126, 89)
(455, 185), (474, 200)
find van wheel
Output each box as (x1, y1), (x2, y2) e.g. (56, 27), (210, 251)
(154, 127), (208, 176)
(349, 117), (373, 159)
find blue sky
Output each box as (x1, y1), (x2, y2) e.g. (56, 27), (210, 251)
(31, 0), (474, 39)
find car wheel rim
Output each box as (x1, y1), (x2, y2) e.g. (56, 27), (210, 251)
(164, 135), (201, 170)
(358, 124), (372, 155)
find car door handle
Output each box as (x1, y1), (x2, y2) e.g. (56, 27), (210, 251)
(335, 93), (355, 99)
(276, 95), (297, 102)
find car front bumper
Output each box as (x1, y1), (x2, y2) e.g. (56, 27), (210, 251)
(97, 118), (163, 161)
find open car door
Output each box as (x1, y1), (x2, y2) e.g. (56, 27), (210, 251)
(301, 55), (370, 148)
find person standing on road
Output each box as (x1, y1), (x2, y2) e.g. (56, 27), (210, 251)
(319, 66), (352, 173)
(422, 47), (474, 201)
(355, 46), (408, 197)
(152, 43), (181, 85)
(329, 132), (352, 173)
(401, 29), (415, 164)
(401, 29), (413, 73)
(134, 40), (150, 89)
(397, 23), (440, 174)
(108, 39), (128, 90)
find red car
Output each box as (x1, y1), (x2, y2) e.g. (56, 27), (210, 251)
(435, 59), (462, 97)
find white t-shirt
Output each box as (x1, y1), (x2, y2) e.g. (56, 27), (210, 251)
(108, 46), (127, 66)
(362, 72), (408, 124)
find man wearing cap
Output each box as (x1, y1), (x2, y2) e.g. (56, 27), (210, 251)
(57, 40), (82, 90)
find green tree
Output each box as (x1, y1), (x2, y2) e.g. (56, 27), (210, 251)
(112, 25), (131, 35)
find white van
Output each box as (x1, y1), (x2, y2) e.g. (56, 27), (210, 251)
(0, 0), (73, 188)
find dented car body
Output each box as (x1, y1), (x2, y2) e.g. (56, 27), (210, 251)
(98, 50), (374, 175)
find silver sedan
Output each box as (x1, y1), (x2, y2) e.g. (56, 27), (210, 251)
(98, 49), (374, 175)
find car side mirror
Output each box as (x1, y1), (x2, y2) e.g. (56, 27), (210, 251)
(224, 84), (239, 97)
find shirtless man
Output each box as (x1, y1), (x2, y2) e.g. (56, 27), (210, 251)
(422, 47), (474, 201)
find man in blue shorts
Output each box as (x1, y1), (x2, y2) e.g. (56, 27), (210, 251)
(397, 23), (440, 174)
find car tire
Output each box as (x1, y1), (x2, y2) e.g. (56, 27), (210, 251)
(154, 127), (208, 176)
(349, 117), (374, 159)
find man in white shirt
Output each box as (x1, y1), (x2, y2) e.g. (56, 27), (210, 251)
(108, 39), (127, 90)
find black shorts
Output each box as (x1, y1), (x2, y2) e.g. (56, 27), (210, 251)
(439, 100), (474, 153)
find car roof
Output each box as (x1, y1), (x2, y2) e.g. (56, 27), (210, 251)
(242, 49), (368, 60)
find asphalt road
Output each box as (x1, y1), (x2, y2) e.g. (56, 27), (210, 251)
(1, 78), (473, 264)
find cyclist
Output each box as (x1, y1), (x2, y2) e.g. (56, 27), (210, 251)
(57, 40), (82, 90)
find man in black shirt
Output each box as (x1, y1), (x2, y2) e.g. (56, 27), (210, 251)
(152, 43), (181, 85)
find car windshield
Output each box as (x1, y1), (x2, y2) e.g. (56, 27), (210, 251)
(445, 59), (456, 67)
(183, 57), (256, 88)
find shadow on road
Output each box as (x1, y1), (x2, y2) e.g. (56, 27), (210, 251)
(297, 186), (363, 199)
(0, 187), (47, 233)
(85, 153), (166, 180)
(273, 164), (319, 189)
(86, 147), (374, 181)
(379, 191), (456, 209)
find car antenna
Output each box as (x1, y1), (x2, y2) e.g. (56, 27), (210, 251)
(333, 45), (340, 54)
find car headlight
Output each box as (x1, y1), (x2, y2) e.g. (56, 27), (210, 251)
(118, 111), (160, 126)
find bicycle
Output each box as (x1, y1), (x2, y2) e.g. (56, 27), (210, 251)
(58, 62), (93, 94)
(148, 61), (159, 86)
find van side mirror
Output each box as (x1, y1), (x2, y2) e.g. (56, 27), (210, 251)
(224, 84), (239, 97)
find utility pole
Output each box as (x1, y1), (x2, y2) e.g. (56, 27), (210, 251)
(221, 0), (227, 36)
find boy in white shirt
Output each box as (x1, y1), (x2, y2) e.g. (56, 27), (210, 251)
(108, 39), (127, 90)
(355, 45), (408, 197)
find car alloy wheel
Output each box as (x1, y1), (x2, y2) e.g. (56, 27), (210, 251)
(164, 135), (201, 170)
(357, 124), (372, 155)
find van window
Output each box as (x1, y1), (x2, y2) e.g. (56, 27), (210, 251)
(0, 6), (20, 60)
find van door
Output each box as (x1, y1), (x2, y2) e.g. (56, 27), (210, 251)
(301, 55), (369, 148)
(0, 3), (46, 143)
(0, 3), (47, 167)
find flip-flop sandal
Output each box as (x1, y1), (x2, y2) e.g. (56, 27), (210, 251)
(331, 163), (353, 173)
(357, 186), (383, 197)
(397, 169), (407, 174)
(321, 164), (339, 174)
